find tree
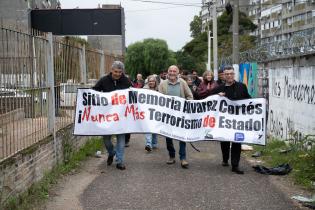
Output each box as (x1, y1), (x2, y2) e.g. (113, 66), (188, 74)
(190, 15), (202, 38)
(124, 42), (145, 78)
(175, 50), (197, 71)
(125, 39), (176, 78)
(178, 11), (257, 72)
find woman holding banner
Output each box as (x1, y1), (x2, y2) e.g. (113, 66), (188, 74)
(196, 71), (218, 100)
(143, 75), (159, 152)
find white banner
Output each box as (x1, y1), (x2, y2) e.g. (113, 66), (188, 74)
(74, 88), (267, 145)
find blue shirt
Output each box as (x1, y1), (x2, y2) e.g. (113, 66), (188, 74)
(167, 79), (181, 97)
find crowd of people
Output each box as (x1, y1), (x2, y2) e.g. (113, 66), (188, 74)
(93, 61), (251, 174)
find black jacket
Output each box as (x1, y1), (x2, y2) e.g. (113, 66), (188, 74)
(210, 81), (251, 100)
(93, 73), (132, 92)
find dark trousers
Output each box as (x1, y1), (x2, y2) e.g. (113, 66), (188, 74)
(166, 137), (186, 160)
(220, 142), (241, 167)
(125, 134), (130, 144)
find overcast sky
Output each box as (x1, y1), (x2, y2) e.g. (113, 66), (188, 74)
(59, 0), (201, 51)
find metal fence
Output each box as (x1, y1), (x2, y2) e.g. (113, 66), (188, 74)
(0, 27), (123, 161)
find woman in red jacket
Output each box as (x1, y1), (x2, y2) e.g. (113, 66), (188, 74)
(196, 71), (219, 100)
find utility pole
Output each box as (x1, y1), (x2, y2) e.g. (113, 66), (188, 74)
(212, 0), (218, 81)
(207, 2), (212, 71)
(232, 0), (239, 66)
(207, 29), (212, 71)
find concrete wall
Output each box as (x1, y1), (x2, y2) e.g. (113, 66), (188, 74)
(0, 125), (91, 206)
(0, 0), (58, 31)
(0, 0), (30, 31)
(266, 55), (315, 141)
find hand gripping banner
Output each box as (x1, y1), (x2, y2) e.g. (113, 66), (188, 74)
(74, 88), (267, 145)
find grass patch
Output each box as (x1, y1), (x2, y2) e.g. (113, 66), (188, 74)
(4, 137), (103, 210)
(252, 138), (315, 191)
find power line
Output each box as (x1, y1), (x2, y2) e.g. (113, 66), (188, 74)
(126, 5), (186, 12)
(126, 0), (201, 7)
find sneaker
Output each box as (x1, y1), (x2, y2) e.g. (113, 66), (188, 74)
(107, 154), (115, 166)
(222, 161), (229, 167)
(125, 143), (130, 147)
(145, 145), (152, 152)
(166, 157), (175, 164)
(116, 163), (126, 170)
(232, 167), (244, 174)
(180, 160), (189, 169)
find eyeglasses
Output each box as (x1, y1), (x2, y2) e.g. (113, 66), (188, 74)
(225, 73), (235, 76)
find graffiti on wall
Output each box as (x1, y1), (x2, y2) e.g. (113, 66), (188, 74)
(271, 75), (315, 105)
(269, 109), (304, 142)
(284, 76), (315, 104)
(268, 67), (315, 141)
(239, 63), (258, 97)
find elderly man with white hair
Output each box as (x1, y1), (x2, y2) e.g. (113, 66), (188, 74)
(159, 65), (193, 168)
(93, 61), (132, 170)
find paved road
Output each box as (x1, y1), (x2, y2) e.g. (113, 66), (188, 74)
(79, 134), (301, 210)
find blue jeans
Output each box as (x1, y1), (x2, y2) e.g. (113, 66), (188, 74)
(103, 134), (125, 164)
(145, 133), (158, 148)
(166, 137), (186, 160)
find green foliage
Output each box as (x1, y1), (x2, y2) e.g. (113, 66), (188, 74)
(125, 41), (145, 78)
(179, 11), (257, 71)
(167, 50), (177, 68)
(175, 51), (197, 71)
(179, 32), (207, 73)
(253, 139), (315, 191)
(190, 15), (202, 38)
(125, 39), (175, 78)
(4, 138), (103, 210)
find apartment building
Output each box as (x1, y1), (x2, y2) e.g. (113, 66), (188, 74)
(248, 0), (315, 45)
(248, 0), (261, 37)
(201, 0), (250, 31)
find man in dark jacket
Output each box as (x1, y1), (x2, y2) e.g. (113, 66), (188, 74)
(210, 65), (251, 174)
(93, 61), (132, 170)
(191, 69), (202, 87)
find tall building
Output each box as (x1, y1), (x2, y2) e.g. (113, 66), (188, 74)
(201, 0), (250, 31)
(87, 4), (125, 56)
(248, 0), (261, 37)
(248, 0), (315, 46)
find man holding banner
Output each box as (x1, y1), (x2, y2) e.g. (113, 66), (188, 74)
(159, 65), (193, 168)
(93, 61), (132, 170)
(210, 66), (251, 174)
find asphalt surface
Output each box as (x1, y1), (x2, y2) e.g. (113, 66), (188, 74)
(80, 134), (300, 210)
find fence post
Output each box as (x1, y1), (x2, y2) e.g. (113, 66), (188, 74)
(46, 32), (57, 162)
(79, 45), (87, 84)
(99, 50), (105, 76)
